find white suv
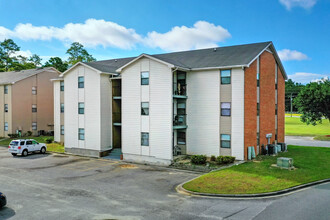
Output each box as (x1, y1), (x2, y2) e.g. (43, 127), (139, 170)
(8, 139), (47, 156)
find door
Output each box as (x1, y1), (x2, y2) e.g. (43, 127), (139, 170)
(32, 140), (39, 151)
(26, 140), (33, 152)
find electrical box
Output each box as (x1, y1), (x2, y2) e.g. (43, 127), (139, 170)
(277, 157), (293, 169)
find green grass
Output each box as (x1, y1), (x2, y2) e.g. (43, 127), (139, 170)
(285, 117), (330, 136)
(183, 146), (330, 194)
(285, 113), (302, 117)
(0, 136), (53, 146)
(46, 143), (65, 153)
(314, 135), (330, 141)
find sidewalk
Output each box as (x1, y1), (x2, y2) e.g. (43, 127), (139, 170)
(285, 136), (330, 147)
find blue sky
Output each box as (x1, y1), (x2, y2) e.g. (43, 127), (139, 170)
(0, 0), (329, 83)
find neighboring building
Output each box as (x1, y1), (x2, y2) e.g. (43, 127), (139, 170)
(0, 67), (60, 137)
(54, 41), (287, 165)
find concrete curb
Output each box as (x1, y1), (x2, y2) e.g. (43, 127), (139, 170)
(177, 178), (330, 199)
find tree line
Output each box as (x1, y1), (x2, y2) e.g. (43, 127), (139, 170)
(0, 39), (96, 73)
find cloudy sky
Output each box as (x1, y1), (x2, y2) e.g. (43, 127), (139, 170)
(0, 0), (329, 83)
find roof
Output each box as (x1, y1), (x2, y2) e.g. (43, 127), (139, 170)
(0, 67), (59, 85)
(82, 41), (287, 79)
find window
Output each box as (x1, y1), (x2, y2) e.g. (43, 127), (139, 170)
(78, 76), (84, 88)
(60, 81), (64, 91)
(141, 71), (149, 85)
(20, 141), (25, 145)
(257, 73), (260, 87)
(32, 122), (37, 130)
(221, 102), (231, 116)
(61, 103), (64, 113)
(4, 104), (8, 113)
(141, 102), (149, 115)
(257, 103), (260, 116)
(78, 102), (85, 114)
(141, 132), (149, 146)
(221, 70), (231, 84)
(177, 132), (186, 145)
(257, 132), (260, 146)
(61, 125), (64, 135)
(275, 129), (278, 140)
(26, 140), (32, 145)
(32, 86), (37, 95)
(221, 134), (231, 148)
(275, 104), (278, 115)
(275, 83), (277, 90)
(4, 122), (8, 131)
(32, 104), (37, 113)
(78, 128), (85, 140)
(32, 140), (38, 145)
(4, 85), (8, 94)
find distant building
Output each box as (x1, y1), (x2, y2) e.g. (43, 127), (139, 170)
(0, 67), (60, 137)
(54, 41), (286, 165)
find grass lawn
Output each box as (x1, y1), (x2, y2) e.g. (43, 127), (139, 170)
(183, 145), (330, 194)
(285, 117), (330, 136)
(46, 143), (65, 153)
(285, 113), (301, 117)
(314, 135), (330, 141)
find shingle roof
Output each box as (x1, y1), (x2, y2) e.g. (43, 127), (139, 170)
(0, 67), (57, 85)
(83, 41), (287, 78)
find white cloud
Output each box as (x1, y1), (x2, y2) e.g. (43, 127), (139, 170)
(278, 49), (308, 61)
(145, 21), (231, 51)
(0, 19), (231, 52)
(279, 0), (317, 10)
(11, 50), (33, 58)
(288, 72), (329, 84)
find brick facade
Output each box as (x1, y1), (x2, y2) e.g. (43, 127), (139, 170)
(277, 66), (285, 143)
(244, 59), (257, 159)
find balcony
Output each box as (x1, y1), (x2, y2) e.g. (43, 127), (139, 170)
(112, 85), (121, 99)
(173, 114), (187, 129)
(173, 82), (187, 99)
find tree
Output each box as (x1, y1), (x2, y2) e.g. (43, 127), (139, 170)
(28, 54), (42, 67)
(44, 57), (68, 72)
(285, 79), (305, 112)
(0, 39), (20, 71)
(66, 42), (96, 65)
(294, 80), (330, 125)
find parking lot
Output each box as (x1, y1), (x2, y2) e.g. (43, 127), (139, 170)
(0, 147), (329, 220)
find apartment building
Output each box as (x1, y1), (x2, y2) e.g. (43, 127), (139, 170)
(0, 67), (60, 137)
(54, 41), (286, 165)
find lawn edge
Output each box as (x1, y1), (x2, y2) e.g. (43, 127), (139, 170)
(177, 177), (330, 199)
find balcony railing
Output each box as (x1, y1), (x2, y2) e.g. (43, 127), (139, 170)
(173, 83), (187, 96)
(173, 114), (186, 126)
(112, 112), (121, 124)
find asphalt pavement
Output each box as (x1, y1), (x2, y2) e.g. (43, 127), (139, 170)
(285, 136), (330, 147)
(0, 147), (329, 220)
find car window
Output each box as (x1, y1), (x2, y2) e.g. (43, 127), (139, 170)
(20, 141), (25, 145)
(32, 141), (38, 144)
(10, 141), (19, 146)
(26, 141), (32, 145)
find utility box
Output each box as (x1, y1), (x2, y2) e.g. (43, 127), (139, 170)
(277, 157), (293, 169)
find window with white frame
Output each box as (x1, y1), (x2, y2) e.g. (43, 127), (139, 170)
(220, 70), (231, 84)
(78, 102), (84, 114)
(78, 76), (84, 88)
(4, 85), (8, 94)
(221, 134), (231, 148)
(4, 122), (8, 131)
(4, 104), (8, 113)
(61, 103), (64, 113)
(32, 104), (37, 112)
(78, 128), (85, 140)
(61, 125), (64, 135)
(32, 86), (37, 95)
(141, 102), (149, 115)
(221, 102), (231, 116)
(141, 71), (149, 85)
(141, 132), (149, 146)
(60, 81), (64, 91)
(32, 122), (37, 130)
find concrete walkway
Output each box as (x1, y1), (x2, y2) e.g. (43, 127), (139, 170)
(285, 136), (330, 147)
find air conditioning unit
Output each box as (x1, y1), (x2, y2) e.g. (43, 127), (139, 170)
(277, 157), (293, 169)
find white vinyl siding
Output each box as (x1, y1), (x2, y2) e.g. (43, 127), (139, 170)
(187, 69), (220, 156)
(100, 74), (112, 151)
(231, 68), (244, 160)
(53, 81), (61, 142)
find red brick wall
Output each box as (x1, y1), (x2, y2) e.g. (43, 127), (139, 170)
(244, 59), (257, 159)
(259, 51), (276, 147)
(277, 66), (285, 143)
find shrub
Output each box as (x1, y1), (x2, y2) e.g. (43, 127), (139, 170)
(216, 156), (236, 165)
(45, 137), (54, 144)
(8, 134), (19, 138)
(210, 155), (216, 161)
(26, 131), (32, 136)
(191, 155), (207, 165)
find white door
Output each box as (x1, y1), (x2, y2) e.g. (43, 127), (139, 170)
(25, 140), (34, 152)
(32, 140), (40, 151)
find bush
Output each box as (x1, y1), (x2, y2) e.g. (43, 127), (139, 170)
(45, 137), (54, 144)
(26, 131), (32, 136)
(210, 155), (216, 161)
(8, 134), (19, 138)
(216, 156), (236, 165)
(191, 155), (207, 165)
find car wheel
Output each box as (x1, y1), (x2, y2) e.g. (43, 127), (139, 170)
(11, 153), (17, 156)
(22, 150), (28, 157)
(40, 147), (46, 154)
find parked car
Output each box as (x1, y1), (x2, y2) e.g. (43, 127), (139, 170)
(0, 192), (6, 208)
(8, 139), (47, 156)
